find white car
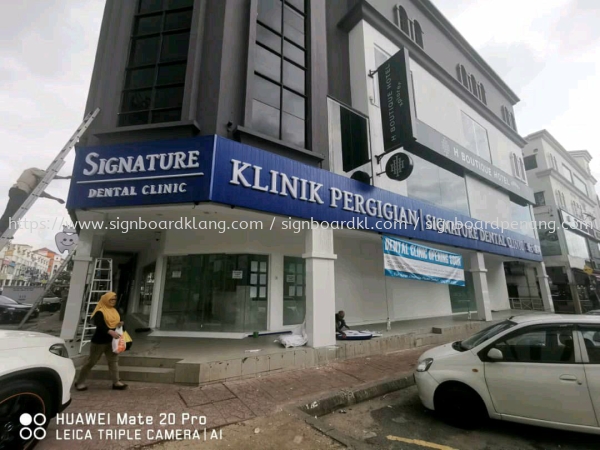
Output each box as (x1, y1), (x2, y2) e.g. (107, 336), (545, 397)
(415, 313), (600, 434)
(0, 330), (76, 449)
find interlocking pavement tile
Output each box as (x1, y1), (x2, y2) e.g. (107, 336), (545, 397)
(189, 403), (228, 429)
(178, 388), (212, 407)
(200, 383), (236, 402)
(211, 398), (256, 424)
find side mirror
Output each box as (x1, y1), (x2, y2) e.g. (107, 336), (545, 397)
(487, 348), (503, 361)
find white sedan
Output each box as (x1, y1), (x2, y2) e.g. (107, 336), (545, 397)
(0, 330), (76, 449)
(415, 313), (600, 434)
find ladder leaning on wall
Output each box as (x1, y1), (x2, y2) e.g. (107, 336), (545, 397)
(0, 108), (100, 253)
(78, 257), (113, 354)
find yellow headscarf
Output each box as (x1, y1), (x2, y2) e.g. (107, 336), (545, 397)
(91, 292), (120, 329)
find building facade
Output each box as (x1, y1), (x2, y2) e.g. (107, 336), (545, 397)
(523, 130), (600, 313)
(0, 244), (50, 287)
(60, 0), (551, 346)
(35, 248), (65, 279)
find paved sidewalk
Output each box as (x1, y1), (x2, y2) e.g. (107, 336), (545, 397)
(38, 345), (434, 450)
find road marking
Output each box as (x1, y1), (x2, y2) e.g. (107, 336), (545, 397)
(387, 435), (459, 450)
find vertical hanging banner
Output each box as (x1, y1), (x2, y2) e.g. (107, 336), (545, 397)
(382, 235), (465, 286)
(377, 47), (417, 153)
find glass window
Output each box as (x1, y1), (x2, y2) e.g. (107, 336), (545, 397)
(252, 0), (307, 148)
(118, 0), (192, 126)
(461, 112), (491, 162)
(449, 272), (476, 313)
(254, 74), (281, 109)
(407, 153), (470, 216)
(524, 155), (537, 170)
(579, 326), (600, 363)
(460, 320), (517, 350)
(283, 256), (305, 325)
(534, 191), (545, 206)
(538, 228), (561, 256)
(340, 106), (369, 172)
(562, 164), (573, 183)
(510, 202), (534, 238)
(565, 229), (590, 259)
(160, 254), (268, 332)
(252, 100), (280, 138)
(492, 326), (575, 363)
(573, 175), (588, 196)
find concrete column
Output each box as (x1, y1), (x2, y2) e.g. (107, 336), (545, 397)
(60, 229), (95, 341)
(470, 252), (492, 321)
(267, 253), (284, 331)
(149, 232), (167, 329)
(566, 267), (583, 314)
(303, 227), (337, 347)
(535, 261), (555, 313)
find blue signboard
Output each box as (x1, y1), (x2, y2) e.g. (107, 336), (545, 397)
(67, 136), (215, 208)
(382, 236), (464, 286)
(67, 135), (543, 262)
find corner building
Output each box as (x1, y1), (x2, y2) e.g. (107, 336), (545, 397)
(61, 0), (552, 348)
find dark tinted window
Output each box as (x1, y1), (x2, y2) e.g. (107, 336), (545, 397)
(492, 325), (575, 363)
(524, 155), (537, 170)
(118, 0), (192, 126)
(580, 326), (600, 363)
(340, 106), (369, 172)
(252, 0), (307, 148)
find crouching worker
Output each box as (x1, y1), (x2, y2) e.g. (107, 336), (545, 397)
(75, 292), (128, 391)
(336, 310), (350, 337)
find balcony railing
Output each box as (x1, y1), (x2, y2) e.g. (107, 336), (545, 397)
(509, 297), (545, 311)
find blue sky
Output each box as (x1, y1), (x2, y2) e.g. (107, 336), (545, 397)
(0, 0), (598, 252)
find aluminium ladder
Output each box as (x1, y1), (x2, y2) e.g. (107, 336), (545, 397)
(15, 244), (78, 329)
(0, 108), (100, 253)
(78, 257), (113, 353)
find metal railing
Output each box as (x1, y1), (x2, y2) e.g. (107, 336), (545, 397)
(509, 297), (545, 311)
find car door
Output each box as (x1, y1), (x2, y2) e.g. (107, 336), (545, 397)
(576, 324), (600, 426)
(481, 323), (597, 427)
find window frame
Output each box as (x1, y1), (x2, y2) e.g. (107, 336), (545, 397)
(534, 191), (546, 206)
(524, 155), (537, 170)
(576, 324), (600, 364)
(573, 174), (588, 196)
(461, 112), (492, 163)
(117, 0), (194, 127)
(562, 164), (574, 183)
(478, 323), (579, 364)
(248, 0), (309, 149)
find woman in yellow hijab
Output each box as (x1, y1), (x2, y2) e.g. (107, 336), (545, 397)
(75, 292), (128, 391)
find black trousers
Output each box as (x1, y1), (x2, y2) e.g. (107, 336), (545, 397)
(0, 188), (29, 235)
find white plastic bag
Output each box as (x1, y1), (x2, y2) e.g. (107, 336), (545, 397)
(276, 322), (308, 348)
(112, 326), (126, 354)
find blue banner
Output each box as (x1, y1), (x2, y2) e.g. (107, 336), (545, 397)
(67, 135), (543, 262)
(382, 235), (465, 285)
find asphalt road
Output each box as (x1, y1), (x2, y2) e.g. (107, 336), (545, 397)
(321, 386), (600, 450)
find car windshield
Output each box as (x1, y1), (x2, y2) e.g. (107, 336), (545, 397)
(459, 320), (517, 350)
(0, 296), (19, 305)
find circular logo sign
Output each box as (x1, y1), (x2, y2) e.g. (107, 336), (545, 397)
(385, 152), (414, 181)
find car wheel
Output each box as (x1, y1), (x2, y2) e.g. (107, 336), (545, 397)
(434, 383), (488, 429)
(0, 380), (53, 450)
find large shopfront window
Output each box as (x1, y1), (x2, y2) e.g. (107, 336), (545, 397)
(406, 153), (470, 216)
(564, 230), (590, 260)
(449, 272), (476, 313)
(138, 263), (156, 322)
(538, 228), (561, 256)
(283, 256), (306, 325)
(160, 254), (269, 332)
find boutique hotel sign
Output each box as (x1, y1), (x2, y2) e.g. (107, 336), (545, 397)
(67, 136), (542, 261)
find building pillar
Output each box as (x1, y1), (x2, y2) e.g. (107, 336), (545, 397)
(60, 229), (96, 341)
(149, 231), (166, 329)
(470, 252), (492, 321)
(267, 253), (284, 331)
(303, 227), (337, 347)
(535, 261), (555, 312)
(566, 267), (583, 314)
